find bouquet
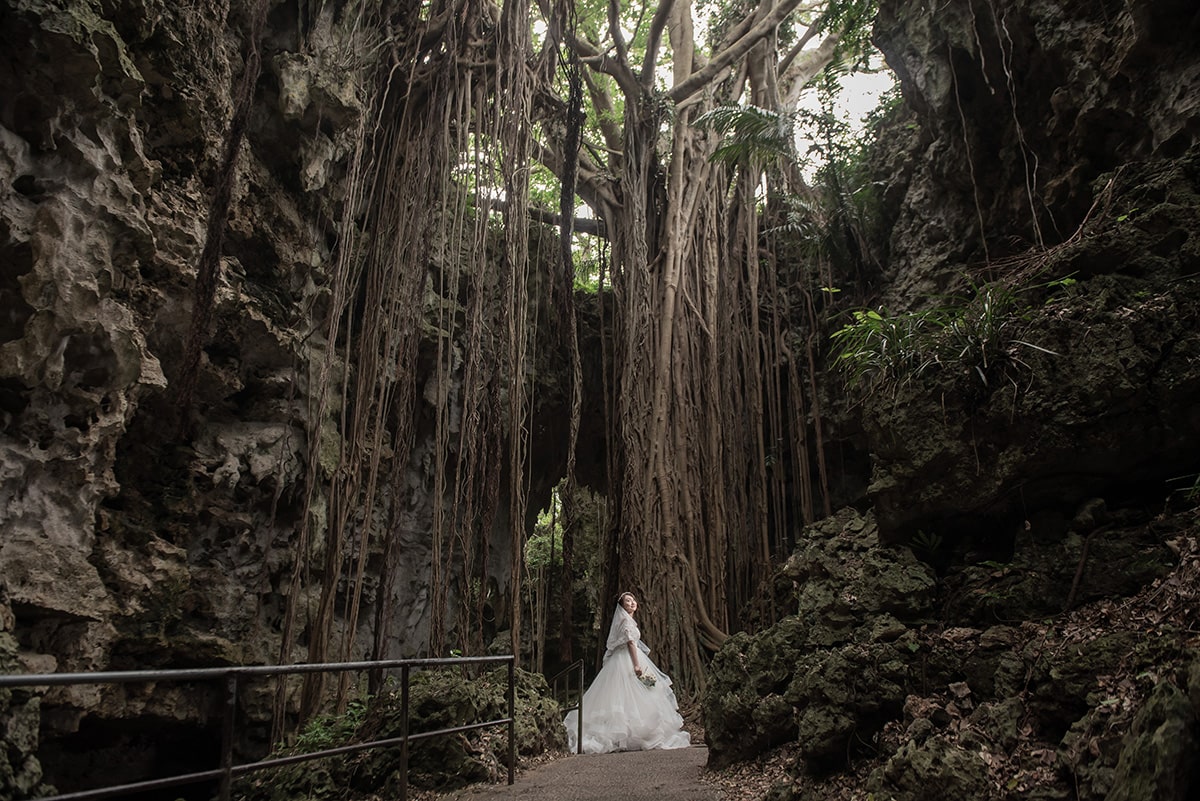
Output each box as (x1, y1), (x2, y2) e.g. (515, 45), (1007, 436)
(638, 672), (657, 689)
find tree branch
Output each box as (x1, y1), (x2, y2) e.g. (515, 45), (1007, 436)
(582, 66), (623, 154)
(782, 32), (841, 106)
(533, 137), (620, 223)
(534, 0), (642, 98)
(668, 0), (806, 105)
(778, 14), (823, 74)
(640, 0), (676, 82)
(527, 205), (608, 237)
(666, 0), (695, 87)
(607, 0), (632, 75)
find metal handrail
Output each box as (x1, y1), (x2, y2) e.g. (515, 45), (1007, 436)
(0, 655), (516, 801)
(548, 659), (584, 754)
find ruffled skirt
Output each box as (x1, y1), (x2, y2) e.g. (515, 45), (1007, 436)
(563, 646), (691, 753)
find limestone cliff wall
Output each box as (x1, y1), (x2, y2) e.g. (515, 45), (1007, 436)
(702, 5), (1200, 795)
(0, 0), (583, 791)
(873, 0), (1200, 305)
(863, 0), (1200, 543)
(0, 2), (371, 785)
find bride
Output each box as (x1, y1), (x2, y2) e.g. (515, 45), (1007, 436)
(564, 592), (691, 753)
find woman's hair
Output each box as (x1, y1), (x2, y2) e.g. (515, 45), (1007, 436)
(616, 591), (635, 605)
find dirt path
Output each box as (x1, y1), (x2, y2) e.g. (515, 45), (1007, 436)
(442, 746), (720, 801)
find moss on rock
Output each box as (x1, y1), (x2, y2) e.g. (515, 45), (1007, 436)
(1106, 680), (1197, 801)
(864, 735), (991, 801)
(705, 509), (934, 770)
(236, 667), (564, 800)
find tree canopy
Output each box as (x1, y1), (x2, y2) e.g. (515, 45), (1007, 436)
(280, 0), (883, 711)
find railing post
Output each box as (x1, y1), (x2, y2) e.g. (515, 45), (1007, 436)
(218, 672), (238, 801)
(0, 654), (518, 801)
(506, 657), (515, 786)
(575, 660), (583, 755)
(399, 664), (410, 801)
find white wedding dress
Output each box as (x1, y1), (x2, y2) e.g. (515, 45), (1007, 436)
(563, 605), (691, 753)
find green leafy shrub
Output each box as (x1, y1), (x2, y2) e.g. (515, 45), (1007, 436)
(235, 668), (565, 801)
(831, 279), (1063, 396)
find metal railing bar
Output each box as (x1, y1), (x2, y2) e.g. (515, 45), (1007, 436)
(2, 655), (518, 801)
(224, 717), (512, 776)
(32, 713), (515, 801)
(546, 659), (582, 686)
(219, 675), (237, 801)
(0, 655), (513, 689)
(30, 767), (225, 801)
(507, 659), (516, 787)
(548, 659), (585, 754)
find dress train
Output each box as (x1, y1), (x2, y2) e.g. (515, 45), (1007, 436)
(564, 635), (691, 753)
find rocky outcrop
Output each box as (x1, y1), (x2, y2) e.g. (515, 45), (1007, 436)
(704, 508), (1200, 801)
(0, 0), (374, 787)
(705, 509), (935, 769)
(0, 0), (587, 792)
(872, 0), (1200, 306)
(717, 1), (1200, 797)
(859, 0), (1200, 546)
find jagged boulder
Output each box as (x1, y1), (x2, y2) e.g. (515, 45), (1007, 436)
(864, 735), (991, 801)
(705, 509), (935, 769)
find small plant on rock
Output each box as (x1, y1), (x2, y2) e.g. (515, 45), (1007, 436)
(831, 278), (1062, 396)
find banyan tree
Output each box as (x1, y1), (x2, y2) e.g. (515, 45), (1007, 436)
(272, 0), (875, 712)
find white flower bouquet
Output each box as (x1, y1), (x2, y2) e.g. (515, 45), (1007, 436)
(638, 672), (657, 689)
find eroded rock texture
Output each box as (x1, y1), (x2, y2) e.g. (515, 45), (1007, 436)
(864, 0), (1200, 545)
(705, 509), (1200, 801)
(0, 0), (584, 792)
(0, 0), (367, 788)
(705, 0), (1200, 798)
(873, 0), (1200, 305)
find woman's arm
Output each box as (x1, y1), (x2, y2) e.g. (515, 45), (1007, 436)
(627, 640), (642, 675)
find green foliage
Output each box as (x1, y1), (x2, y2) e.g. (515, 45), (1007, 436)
(290, 695), (371, 753)
(766, 193), (827, 258)
(938, 282), (1022, 384)
(697, 104), (797, 166)
(525, 519), (563, 572)
(814, 0), (880, 70)
(830, 306), (951, 389)
(860, 81), (904, 132)
(572, 248), (604, 292)
(1187, 476), (1200, 503)
(772, 64), (893, 281)
(830, 279), (1066, 395)
(909, 529), (944, 561)
(526, 488), (570, 572)
(1167, 472), (1200, 504)
(240, 670), (565, 801)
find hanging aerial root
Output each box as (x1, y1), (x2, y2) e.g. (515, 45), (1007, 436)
(174, 0), (270, 440)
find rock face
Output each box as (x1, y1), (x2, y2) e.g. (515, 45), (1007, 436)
(0, 0), (584, 792)
(0, 0), (371, 787)
(705, 510), (936, 770)
(704, 509), (1200, 801)
(704, 0), (1200, 798)
(873, 0), (1200, 306)
(860, 0), (1200, 547)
